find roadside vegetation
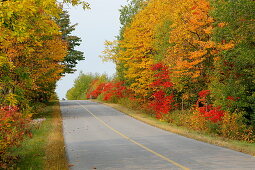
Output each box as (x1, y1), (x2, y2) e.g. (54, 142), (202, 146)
(0, 0), (88, 168)
(66, 0), (255, 155)
(13, 99), (68, 170)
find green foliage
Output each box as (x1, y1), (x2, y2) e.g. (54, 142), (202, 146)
(66, 73), (102, 100)
(153, 19), (172, 62)
(118, 0), (147, 40)
(57, 10), (84, 74)
(210, 0), (255, 125)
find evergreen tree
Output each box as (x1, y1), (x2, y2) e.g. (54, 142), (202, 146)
(57, 10), (84, 74)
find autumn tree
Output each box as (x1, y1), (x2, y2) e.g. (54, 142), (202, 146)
(0, 0), (88, 107)
(0, 0), (60, 105)
(118, 0), (161, 98)
(66, 73), (96, 100)
(118, 0), (147, 40)
(0, 0), (88, 167)
(101, 0), (146, 82)
(209, 0), (255, 125)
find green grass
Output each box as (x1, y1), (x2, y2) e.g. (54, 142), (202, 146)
(13, 100), (68, 170)
(13, 104), (52, 169)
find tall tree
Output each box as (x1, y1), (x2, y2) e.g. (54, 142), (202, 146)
(56, 10), (84, 74)
(118, 0), (147, 40)
(118, 0), (174, 98)
(0, 0), (88, 107)
(209, 0), (255, 125)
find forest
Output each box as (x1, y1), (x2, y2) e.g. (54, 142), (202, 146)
(1, 0), (254, 168)
(0, 0), (87, 167)
(67, 0), (255, 143)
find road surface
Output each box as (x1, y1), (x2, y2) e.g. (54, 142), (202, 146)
(60, 100), (255, 170)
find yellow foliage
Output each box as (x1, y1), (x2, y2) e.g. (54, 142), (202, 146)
(99, 40), (119, 62)
(189, 110), (209, 132)
(217, 42), (235, 50)
(221, 112), (255, 142)
(167, 0), (215, 83)
(218, 22), (227, 28)
(118, 0), (173, 97)
(116, 0), (236, 98)
(4, 93), (18, 106)
(203, 26), (213, 34)
(0, 0), (69, 98)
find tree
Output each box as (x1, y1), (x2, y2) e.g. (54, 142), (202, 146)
(56, 10), (84, 74)
(118, 0), (177, 98)
(66, 73), (95, 100)
(118, 0), (147, 40)
(209, 0), (255, 125)
(0, 0), (88, 107)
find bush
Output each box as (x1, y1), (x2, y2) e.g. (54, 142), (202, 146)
(221, 112), (255, 142)
(0, 106), (31, 168)
(163, 110), (191, 127)
(189, 110), (209, 132)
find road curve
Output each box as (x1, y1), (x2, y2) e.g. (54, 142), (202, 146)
(60, 100), (255, 170)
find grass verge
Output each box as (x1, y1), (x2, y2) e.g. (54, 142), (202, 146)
(13, 100), (68, 170)
(97, 101), (255, 156)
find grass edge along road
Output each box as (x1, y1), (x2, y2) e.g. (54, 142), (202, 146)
(93, 100), (255, 157)
(13, 100), (68, 170)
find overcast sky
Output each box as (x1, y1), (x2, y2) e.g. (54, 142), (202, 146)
(56, 0), (127, 99)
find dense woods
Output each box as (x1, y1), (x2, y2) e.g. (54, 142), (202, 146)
(0, 0), (86, 167)
(67, 0), (255, 142)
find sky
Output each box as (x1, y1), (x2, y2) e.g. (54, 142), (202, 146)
(56, 0), (127, 99)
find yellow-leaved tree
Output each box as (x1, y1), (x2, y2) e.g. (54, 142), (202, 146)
(118, 0), (175, 98)
(0, 0), (88, 105)
(164, 0), (235, 105)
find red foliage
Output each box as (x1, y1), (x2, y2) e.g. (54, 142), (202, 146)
(149, 91), (174, 118)
(149, 63), (174, 118)
(0, 106), (31, 168)
(150, 63), (173, 88)
(226, 96), (235, 101)
(86, 81), (128, 102)
(197, 90), (224, 122)
(226, 96), (239, 101)
(86, 80), (106, 99)
(198, 90), (210, 98)
(205, 107), (224, 123)
(198, 105), (224, 122)
(102, 82), (127, 101)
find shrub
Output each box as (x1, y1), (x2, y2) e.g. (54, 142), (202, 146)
(189, 110), (209, 132)
(221, 112), (255, 142)
(0, 106), (31, 168)
(149, 63), (174, 118)
(101, 81), (127, 102)
(163, 110), (191, 127)
(149, 91), (174, 119)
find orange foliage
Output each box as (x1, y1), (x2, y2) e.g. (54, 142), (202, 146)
(167, 0), (215, 80)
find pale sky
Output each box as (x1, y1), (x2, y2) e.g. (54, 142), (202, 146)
(56, 0), (127, 99)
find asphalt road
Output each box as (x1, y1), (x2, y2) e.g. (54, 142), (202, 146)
(60, 100), (255, 170)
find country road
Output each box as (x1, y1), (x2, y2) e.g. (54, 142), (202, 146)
(60, 100), (255, 170)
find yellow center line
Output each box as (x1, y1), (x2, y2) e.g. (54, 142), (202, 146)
(77, 102), (190, 170)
